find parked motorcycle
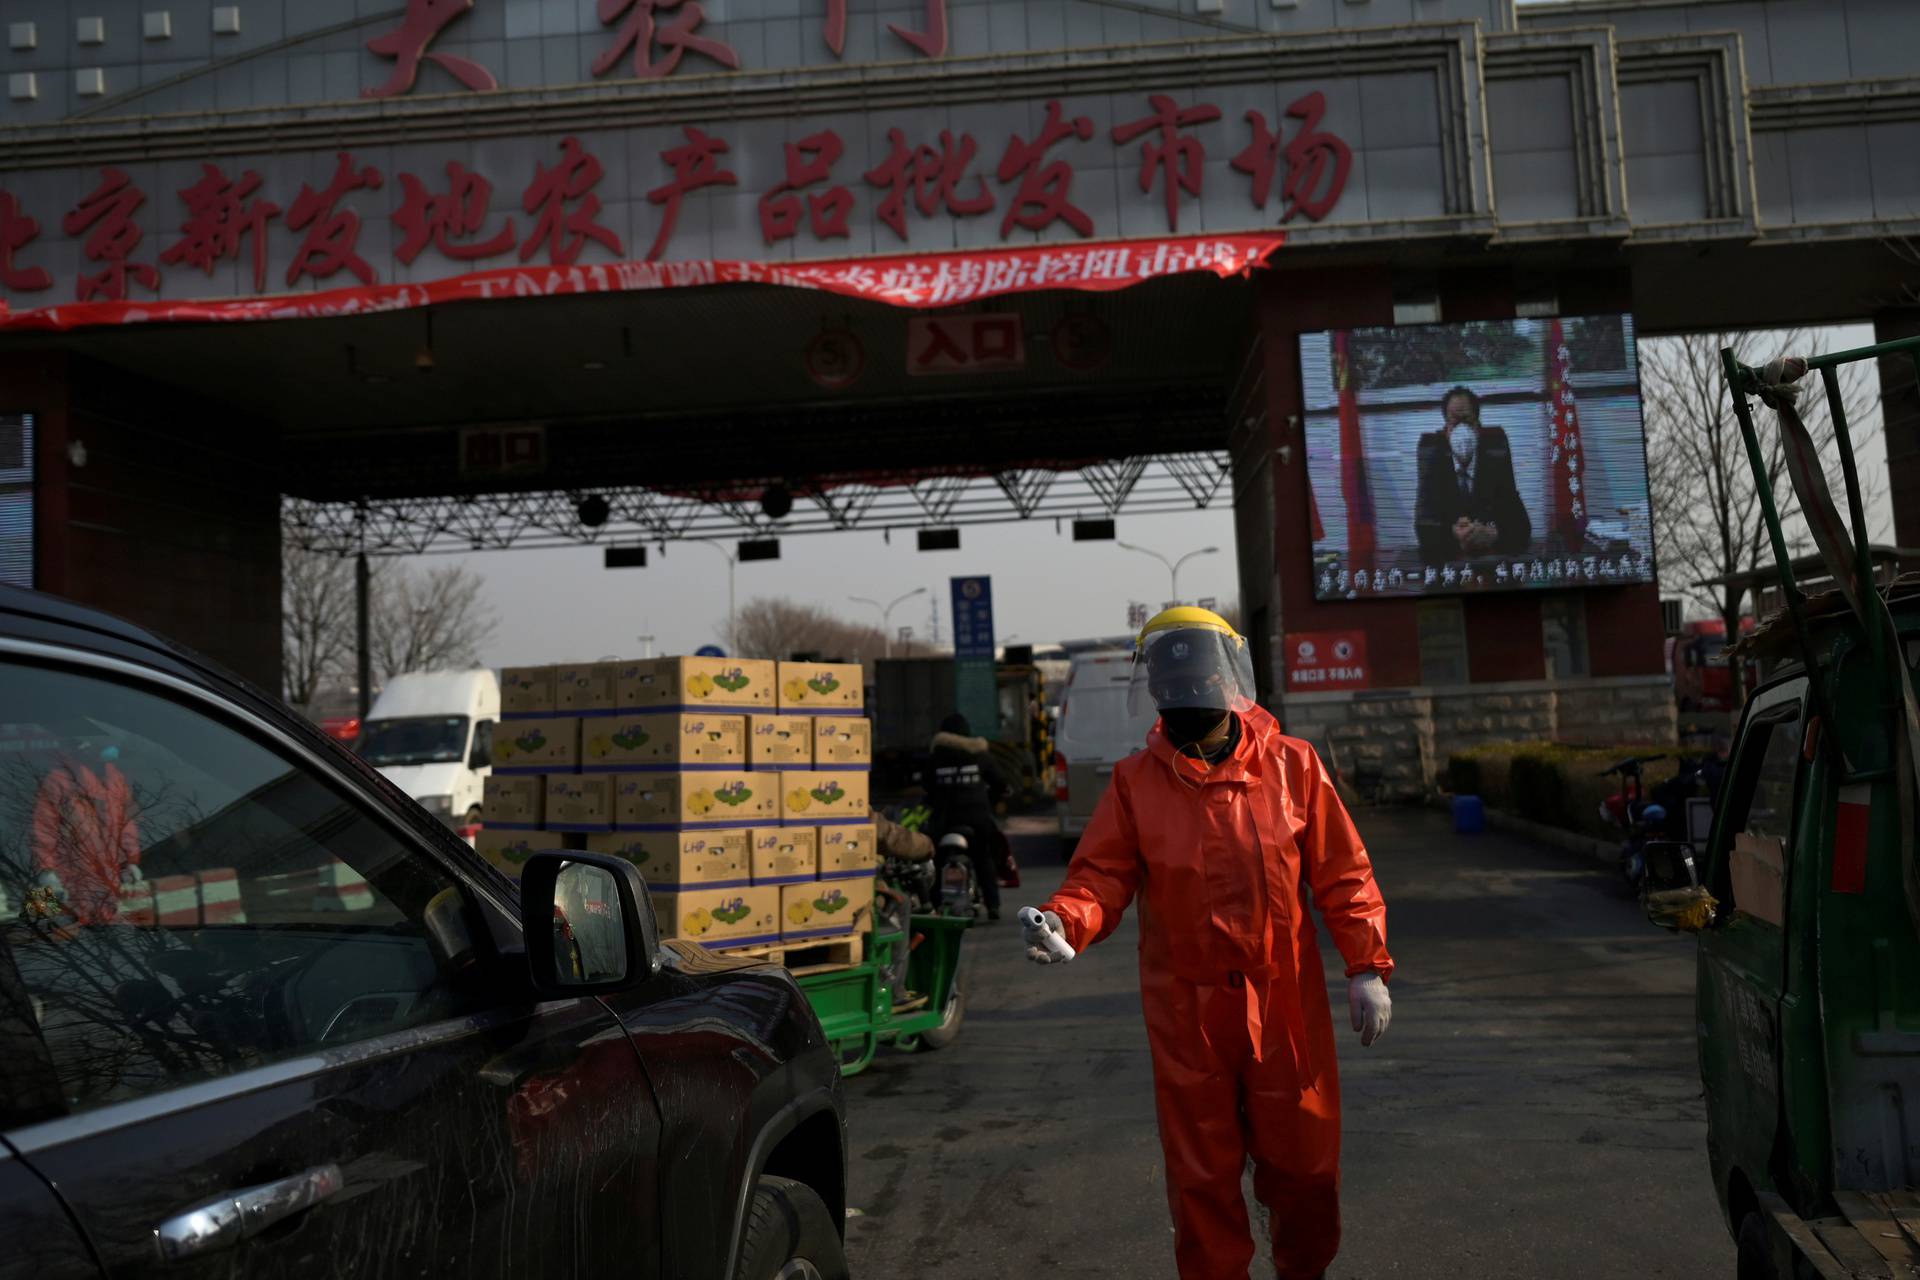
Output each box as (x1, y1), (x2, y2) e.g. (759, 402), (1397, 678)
(1598, 754), (1667, 893)
(932, 826), (986, 919)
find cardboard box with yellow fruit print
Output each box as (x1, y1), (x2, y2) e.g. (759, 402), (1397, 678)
(749, 826), (817, 885)
(777, 661), (863, 714)
(780, 877), (875, 942)
(583, 713), (747, 771)
(746, 714), (812, 769)
(654, 885), (780, 947)
(611, 770), (779, 828)
(779, 770), (869, 825)
(553, 661), (618, 715)
(481, 773), (544, 828)
(817, 823), (878, 879)
(586, 828), (751, 888)
(812, 716), (872, 768)
(489, 716), (581, 775)
(544, 773), (615, 831)
(616, 657), (776, 712)
(500, 665), (557, 718)
(474, 828), (581, 878)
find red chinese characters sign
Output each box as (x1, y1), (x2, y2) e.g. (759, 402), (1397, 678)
(906, 313), (1025, 375)
(1284, 630), (1370, 693)
(0, 88), (1354, 321)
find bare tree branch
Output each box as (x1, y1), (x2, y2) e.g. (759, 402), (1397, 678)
(1644, 327), (1885, 638)
(281, 547), (354, 709)
(730, 597), (935, 682)
(369, 562), (498, 684)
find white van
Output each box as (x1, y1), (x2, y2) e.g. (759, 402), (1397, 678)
(1054, 649), (1158, 846)
(356, 669), (500, 827)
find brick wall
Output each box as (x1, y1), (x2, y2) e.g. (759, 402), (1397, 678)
(11, 351), (283, 692)
(1284, 675), (1678, 799)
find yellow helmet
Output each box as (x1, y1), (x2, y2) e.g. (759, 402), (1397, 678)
(1136, 606), (1241, 648)
(1130, 607), (1255, 716)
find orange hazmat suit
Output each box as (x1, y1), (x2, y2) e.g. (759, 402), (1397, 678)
(1043, 705), (1391, 1279)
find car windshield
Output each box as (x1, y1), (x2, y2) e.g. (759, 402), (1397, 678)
(1059, 680), (1156, 758)
(1698, 637), (1728, 664)
(357, 716), (470, 766)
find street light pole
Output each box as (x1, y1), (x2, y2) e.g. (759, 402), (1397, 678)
(850, 587), (929, 658)
(1116, 541), (1220, 605)
(695, 539), (738, 653)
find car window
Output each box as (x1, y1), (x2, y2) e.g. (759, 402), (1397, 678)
(1711, 703), (1801, 924)
(0, 658), (492, 1127)
(1058, 677), (1153, 758)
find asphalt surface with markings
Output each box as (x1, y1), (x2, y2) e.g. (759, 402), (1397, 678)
(841, 807), (1734, 1278)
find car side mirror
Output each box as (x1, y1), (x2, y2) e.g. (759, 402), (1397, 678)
(1641, 841), (1716, 933)
(519, 851), (661, 995)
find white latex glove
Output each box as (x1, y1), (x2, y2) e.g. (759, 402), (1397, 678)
(1020, 907), (1072, 964)
(1348, 972), (1391, 1046)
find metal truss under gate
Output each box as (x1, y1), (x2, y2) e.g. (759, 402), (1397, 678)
(284, 450), (1234, 556)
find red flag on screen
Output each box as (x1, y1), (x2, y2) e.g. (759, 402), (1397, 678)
(1547, 318), (1588, 548)
(1335, 331), (1375, 580)
(1309, 485), (1325, 541)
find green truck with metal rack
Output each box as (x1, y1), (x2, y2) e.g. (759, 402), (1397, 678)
(1640, 335), (1920, 1278)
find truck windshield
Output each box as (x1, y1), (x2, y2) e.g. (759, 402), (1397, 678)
(357, 716), (471, 766)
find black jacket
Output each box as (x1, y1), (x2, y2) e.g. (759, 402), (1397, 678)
(927, 730), (1006, 836)
(1412, 427), (1532, 567)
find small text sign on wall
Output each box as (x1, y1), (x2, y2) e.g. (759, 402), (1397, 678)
(907, 314), (1026, 375)
(1284, 629), (1370, 693)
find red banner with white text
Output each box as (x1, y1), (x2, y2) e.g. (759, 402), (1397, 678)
(0, 234), (1283, 333)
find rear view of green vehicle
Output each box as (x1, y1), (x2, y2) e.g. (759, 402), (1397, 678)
(1641, 336), (1920, 1278)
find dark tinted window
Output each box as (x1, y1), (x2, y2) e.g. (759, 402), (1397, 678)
(0, 660), (489, 1125)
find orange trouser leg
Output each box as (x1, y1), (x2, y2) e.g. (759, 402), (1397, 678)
(1148, 984), (1256, 1280)
(1246, 1056), (1342, 1280)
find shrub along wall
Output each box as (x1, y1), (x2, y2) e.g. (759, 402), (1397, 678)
(1447, 742), (1680, 839)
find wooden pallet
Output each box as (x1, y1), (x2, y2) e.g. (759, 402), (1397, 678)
(712, 932), (866, 974)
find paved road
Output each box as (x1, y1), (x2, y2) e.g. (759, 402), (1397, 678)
(842, 807), (1734, 1278)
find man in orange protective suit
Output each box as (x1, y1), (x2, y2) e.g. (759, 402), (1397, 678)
(1021, 607), (1392, 1280)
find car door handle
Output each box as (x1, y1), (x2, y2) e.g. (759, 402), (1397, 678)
(153, 1164), (343, 1263)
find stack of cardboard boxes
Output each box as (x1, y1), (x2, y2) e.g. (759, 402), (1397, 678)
(477, 655), (877, 953)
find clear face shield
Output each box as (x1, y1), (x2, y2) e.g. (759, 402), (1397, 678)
(1127, 625), (1258, 721)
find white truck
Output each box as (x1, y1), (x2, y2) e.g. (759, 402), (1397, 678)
(356, 669), (499, 827)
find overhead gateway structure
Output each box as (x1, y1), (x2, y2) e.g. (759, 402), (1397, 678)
(0, 0), (1914, 781)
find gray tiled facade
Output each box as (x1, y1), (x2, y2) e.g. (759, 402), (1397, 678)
(0, 0), (1913, 308)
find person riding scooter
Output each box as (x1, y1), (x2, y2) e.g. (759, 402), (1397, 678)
(927, 713), (1008, 921)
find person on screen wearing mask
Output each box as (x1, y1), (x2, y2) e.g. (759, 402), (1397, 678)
(1413, 385), (1531, 567)
(1019, 608), (1393, 1280)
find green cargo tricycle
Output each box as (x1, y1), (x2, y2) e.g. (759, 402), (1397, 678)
(796, 883), (971, 1076)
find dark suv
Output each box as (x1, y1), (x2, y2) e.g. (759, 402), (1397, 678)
(0, 587), (848, 1280)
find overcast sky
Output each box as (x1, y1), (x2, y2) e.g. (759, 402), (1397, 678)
(438, 506), (1241, 667)
(411, 322), (1887, 670)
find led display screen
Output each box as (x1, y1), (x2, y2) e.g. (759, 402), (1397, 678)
(1302, 316), (1653, 600)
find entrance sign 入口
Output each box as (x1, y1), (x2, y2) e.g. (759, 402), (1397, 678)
(907, 314), (1025, 376)
(1284, 630), (1370, 693)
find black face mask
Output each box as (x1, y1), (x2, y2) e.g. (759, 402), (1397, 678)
(1160, 707), (1229, 747)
